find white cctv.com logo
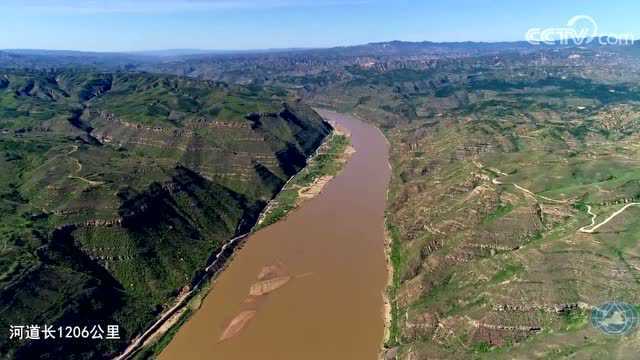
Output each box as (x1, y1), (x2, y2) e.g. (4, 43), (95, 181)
(526, 15), (635, 46)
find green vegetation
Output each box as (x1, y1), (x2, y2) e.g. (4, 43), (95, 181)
(471, 341), (492, 354)
(0, 69), (331, 358)
(385, 221), (405, 347)
(257, 132), (349, 229)
(483, 203), (514, 224)
(491, 263), (524, 283)
(562, 309), (589, 332)
(280, 48), (640, 358)
(6, 41), (640, 359)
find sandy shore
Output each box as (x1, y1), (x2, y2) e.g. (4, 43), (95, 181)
(261, 122), (355, 225)
(296, 120), (356, 204)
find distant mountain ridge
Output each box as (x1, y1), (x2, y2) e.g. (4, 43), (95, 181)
(0, 40), (553, 57)
(0, 39), (580, 67)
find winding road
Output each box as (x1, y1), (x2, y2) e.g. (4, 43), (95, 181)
(474, 160), (569, 204)
(578, 203), (640, 234)
(472, 160), (640, 234)
(66, 145), (105, 186)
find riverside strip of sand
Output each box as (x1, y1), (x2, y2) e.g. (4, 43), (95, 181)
(295, 124), (354, 204)
(297, 144), (355, 202)
(257, 122), (355, 228)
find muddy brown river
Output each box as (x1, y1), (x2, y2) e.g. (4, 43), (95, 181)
(160, 110), (390, 360)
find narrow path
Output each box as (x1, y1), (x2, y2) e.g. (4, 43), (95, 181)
(66, 145), (105, 186)
(580, 205), (597, 232)
(512, 183), (568, 204)
(579, 203), (640, 233)
(476, 161), (569, 204)
(68, 175), (104, 186)
(474, 161), (640, 234)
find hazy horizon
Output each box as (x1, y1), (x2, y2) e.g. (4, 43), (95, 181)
(3, 0), (640, 52)
(0, 39), (536, 55)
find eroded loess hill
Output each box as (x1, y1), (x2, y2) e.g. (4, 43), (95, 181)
(289, 51), (640, 359)
(0, 70), (330, 358)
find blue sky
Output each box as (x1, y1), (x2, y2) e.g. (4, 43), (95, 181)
(1, 0), (639, 51)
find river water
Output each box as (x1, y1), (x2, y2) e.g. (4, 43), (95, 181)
(160, 110), (390, 360)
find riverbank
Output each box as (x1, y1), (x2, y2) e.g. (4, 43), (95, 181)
(381, 218), (403, 359)
(381, 174), (399, 359)
(121, 121), (352, 360)
(344, 113), (397, 359)
(120, 233), (251, 360)
(353, 114), (398, 360)
(256, 125), (354, 230)
(160, 109), (390, 360)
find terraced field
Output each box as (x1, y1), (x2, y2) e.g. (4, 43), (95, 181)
(0, 70), (331, 358)
(280, 52), (640, 358)
(5, 43), (640, 359)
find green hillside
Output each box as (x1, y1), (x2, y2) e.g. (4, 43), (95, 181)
(0, 69), (330, 358)
(283, 52), (640, 359)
